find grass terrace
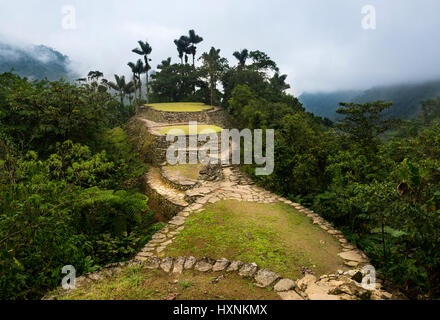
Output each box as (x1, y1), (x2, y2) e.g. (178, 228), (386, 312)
(164, 201), (345, 280)
(146, 102), (213, 112)
(163, 164), (205, 180)
(158, 125), (222, 136)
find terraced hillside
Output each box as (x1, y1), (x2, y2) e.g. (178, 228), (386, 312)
(49, 103), (393, 301)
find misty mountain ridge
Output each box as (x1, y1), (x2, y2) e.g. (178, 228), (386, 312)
(300, 80), (440, 121)
(0, 42), (76, 81)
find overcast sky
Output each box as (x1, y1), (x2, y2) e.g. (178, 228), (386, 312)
(1, 0), (440, 95)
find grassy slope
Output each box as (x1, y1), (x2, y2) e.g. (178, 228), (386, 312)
(147, 102), (212, 112)
(54, 265), (280, 300)
(165, 201), (345, 280)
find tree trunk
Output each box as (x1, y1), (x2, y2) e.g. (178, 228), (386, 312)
(138, 74), (142, 101)
(210, 76), (215, 107)
(132, 73), (137, 101)
(145, 56), (150, 104)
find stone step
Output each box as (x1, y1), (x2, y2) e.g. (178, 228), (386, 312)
(142, 168), (189, 221)
(146, 168), (188, 207)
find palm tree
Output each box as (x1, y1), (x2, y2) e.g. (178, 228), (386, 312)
(127, 62), (139, 102)
(187, 30), (203, 67)
(132, 41), (152, 104)
(124, 81), (136, 114)
(200, 47), (228, 106)
(157, 57), (171, 70)
(174, 36), (190, 64)
(233, 49), (249, 71)
(108, 75), (127, 106)
(270, 72), (291, 92)
(129, 59), (144, 101)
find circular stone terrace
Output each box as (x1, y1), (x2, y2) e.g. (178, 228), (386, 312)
(138, 102), (230, 128)
(147, 102), (214, 113)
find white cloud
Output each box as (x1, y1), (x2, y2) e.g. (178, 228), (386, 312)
(0, 0), (439, 94)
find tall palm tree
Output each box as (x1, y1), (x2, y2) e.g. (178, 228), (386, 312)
(233, 49), (249, 71)
(108, 75), (127, 106)
(187, 29), (203, 67)
(132, 41), (152, 104)
(127, 62), (139, 101)
(200, 47), (228, 106)
(133, 59), (144, 101)
(174, 36), (190, 64)
(124, 81), (136, 114)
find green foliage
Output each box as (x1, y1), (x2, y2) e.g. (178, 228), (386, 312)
(224, 57), (440, 297)
(0, 74), (156, 300)
(0, 72), (119, 155)
(336, 101), (400, 152)
(151, 63), (204, 103)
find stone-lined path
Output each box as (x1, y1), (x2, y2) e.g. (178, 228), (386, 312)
(56, 164), (393, 301)
(133, 165), (393, 300)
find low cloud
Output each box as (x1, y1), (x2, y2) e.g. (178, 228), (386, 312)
(0, 0), (439, 95)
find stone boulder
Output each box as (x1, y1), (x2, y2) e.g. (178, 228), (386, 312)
(226, 261), (244, 272)
(184, 256), (197, 270)
(238, 263), (258, 277)
(212, 258), (230, 272)
(160, 257), (174, 273)
(194, 258), (216, 272)
(254, 269), (280, 288)
(274, 279), (296, 292)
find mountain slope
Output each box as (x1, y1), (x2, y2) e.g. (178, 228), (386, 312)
(0, 42), (76, 80)
(300, 80), (440, 121)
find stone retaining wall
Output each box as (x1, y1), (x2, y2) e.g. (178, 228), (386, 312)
(138, 106), (233, 128)
(126, 118), (224, 166)
(141, 169), (188, 222)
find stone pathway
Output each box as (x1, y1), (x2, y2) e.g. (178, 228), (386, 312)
(131, 164), (392, 300)
(145, 167), (188, 208)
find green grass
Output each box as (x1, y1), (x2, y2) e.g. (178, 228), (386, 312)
(147, 102), (213, 112)
(52, 267), (280, 300)
(163, 164), (205, 180)
(164, 201), (345, 280)
(158, 125), (222, 136)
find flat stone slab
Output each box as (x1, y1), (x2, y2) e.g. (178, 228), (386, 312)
(226, 261), (244, 272)
(297, 274), (317, 291)
(184, 256), (197, 270)
(160, 257), (174, 273)
(173, 257), (186, 274)
(169, 216), (186, 226)
(278, 291), (304, 300)
(212, 258), (230, 272)
(194, 258), (215, 272)
(274, 279), (296, 292)
(254, 269), (280, 287)
(338, 250), (365, 263)
(239, 263), (258, 277)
